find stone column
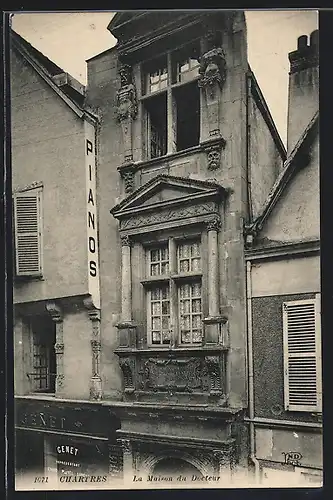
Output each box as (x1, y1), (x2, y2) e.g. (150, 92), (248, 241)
(120, 235), (132, 323)
(46, 302), (64, 396)
(120, 439), (133, 481)
(207, 217), (221, 317)
(83, 296), (102, 400)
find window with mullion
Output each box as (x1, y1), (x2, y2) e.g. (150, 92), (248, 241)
(177, 240), (201, 273)
(149, 244), (169, 276)
(149, 285), (171, 345)
(146, 238), (202, 347)
(178, 281), (202, 344)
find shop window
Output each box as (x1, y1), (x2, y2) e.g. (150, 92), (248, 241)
(28, 317), (56, 393)
(141, 42), (200, 159)
(145, 237), (202, 346)
(283, 295), (322, 412)
(13, 186), (43, 277)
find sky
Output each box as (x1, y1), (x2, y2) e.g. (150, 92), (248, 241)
(11, 10), (318, 146)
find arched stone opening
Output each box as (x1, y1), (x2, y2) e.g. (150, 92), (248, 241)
(151, 457), (203, 478)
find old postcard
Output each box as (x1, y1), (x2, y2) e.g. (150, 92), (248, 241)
(6, 9), (321, 491)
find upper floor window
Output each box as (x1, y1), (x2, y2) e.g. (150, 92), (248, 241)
(145, 237), (202, 346)
(13, 185), (43, 278)
(141, 41), (201, 159)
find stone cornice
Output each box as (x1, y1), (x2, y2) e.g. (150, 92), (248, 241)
(116, 429), (236, 449)
(245, 239), (320, 261)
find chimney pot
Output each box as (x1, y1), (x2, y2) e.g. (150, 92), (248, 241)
(310, 30), (319, 47)
(297, 35), (308, 50)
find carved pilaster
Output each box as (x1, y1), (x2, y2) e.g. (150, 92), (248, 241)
(83, 297), (102, 400)
(116, 64), (138, 164)
(205, 355), (222, 395)
(46, 302), (64, 396)
(119, 357), (135, 394)
(213, 449), (231, 476)
(198, 46), (227, 138)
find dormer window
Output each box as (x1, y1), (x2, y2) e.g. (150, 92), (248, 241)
(141, 42), (201, 159)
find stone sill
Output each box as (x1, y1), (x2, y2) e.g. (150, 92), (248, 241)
(115, 345), (228, 356)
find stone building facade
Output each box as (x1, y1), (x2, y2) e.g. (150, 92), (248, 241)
(12, 11), (321, 489)
(84, 11), (285, 483)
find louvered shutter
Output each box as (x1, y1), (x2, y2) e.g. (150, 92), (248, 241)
(14, 189), (42, 276)
(283, 296), (321, 412)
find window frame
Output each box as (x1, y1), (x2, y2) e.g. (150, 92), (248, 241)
(13, 185), (43, 278)
(282, 294), (322, 413)
(28, 317), (56, 394)
(144, 235), (203, 347)
(139, 41), (201, 160)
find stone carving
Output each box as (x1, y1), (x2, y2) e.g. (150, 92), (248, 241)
(120, 202), (218, 231)
(119, 357), (135, 392)
(46, 302), (62, 323)
(205, 355), (222, 394)
(56, 373), (65, 389)
(198, 47), (227, 100)
(213, 448), (231, 472)
(54, 343), (64, 354)
(116, 63), (138, 164)
(84, 297), (102, 400)
(120, 165), (136, 194)
(120, 439), (132, 454)
(207, 217), (221, 232)
(116, 64), (138, 121)
(120, 234), (132, 247)
(207, 145), (221, 170)
(141, 357), (202, 393)
(46, 302), (64, 396)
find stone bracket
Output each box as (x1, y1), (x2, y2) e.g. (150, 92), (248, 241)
(118, 163), (137, 195)
(200, 137), (226, 171)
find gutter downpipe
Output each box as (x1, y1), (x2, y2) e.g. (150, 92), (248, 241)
(246, 260), (261, 484)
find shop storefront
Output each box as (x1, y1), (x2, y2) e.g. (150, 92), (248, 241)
(15, 397), (123, 489)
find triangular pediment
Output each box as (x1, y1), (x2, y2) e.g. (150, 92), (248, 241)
(111, 175), (224, 218)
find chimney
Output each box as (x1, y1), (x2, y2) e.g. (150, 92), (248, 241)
(286, 29), (319, 154)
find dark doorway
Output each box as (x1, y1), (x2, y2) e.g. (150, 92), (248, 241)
(152, 457), (203, 477)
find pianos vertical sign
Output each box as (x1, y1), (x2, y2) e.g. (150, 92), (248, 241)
(85, 121), (100, 310)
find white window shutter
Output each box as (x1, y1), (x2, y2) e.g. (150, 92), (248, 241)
(283, 296), (321, 412)
(14, 189), (43, 277)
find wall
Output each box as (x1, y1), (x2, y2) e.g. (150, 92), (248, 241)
(255, 427), (322, 469)
(252, 291), (319, 424)
(86, 12), (251, 406)
(86, 47), (123, 399)
(287, 63), (319, 154)
(260, 135), (319, 244)
(11, 47), (89, 304)
(248, 82), (285, 219)
(62, 310), (92, 399)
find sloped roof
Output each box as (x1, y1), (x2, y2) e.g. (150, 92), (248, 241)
(248, 110), (319, 236)
(10, 29), (87, 113)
